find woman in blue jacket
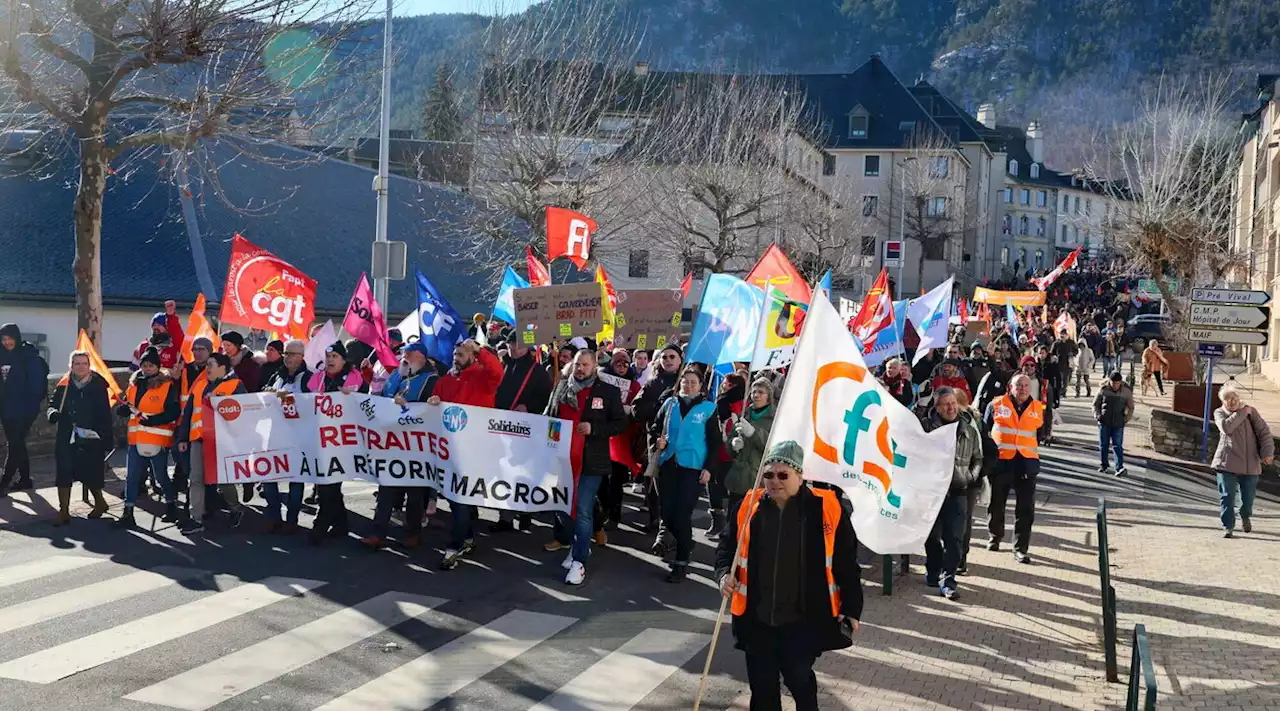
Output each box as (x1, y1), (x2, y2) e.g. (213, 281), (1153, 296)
(654, 367), (722, 583)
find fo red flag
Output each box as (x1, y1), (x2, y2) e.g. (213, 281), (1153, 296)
(526, 246), (552, 287)
(218, 234), (317, 340)
(1031, 247), (1082, 292)
(546, 207), (596, 269)
(849, 268), (894, 352)
(745, 243), (811, 304)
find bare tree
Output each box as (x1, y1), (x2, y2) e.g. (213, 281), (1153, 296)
(0, 0), (373, 343)
(881, 129), (967, 294)
(787, 170), (874, 287)
(624, 73), (804, 275)
(460, 0), (659, 275)
(1084, 74), (1245, 346)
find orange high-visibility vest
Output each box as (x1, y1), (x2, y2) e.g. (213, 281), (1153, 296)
(180, 365), (207, 411)
(990, 394), (1044, 460)
(188, 377), (240, 442)
(730, 487), (843, 618)
(125, 379), (176, 448)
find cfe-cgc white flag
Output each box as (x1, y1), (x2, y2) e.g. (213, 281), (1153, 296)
(766, 293), (956, 554)
(908, 276), (954, 366)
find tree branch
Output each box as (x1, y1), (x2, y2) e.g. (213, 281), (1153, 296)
(1, 51), (78, 127)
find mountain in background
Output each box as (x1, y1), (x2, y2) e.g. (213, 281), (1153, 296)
(322, 0), (1280, 165)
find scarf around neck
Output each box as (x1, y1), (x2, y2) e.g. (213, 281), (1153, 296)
(560, 373), (596, 408)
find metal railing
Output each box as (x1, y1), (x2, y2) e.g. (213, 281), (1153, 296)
(1126, 624), (1158, 710)
(1097, 496), (1119, 682)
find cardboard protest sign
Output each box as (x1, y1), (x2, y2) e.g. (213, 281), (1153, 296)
(512, 282), (606, 345)
(965, 320), (991, 348)
(612, 289), (683, 350)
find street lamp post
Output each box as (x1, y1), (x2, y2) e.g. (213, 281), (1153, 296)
(898, 156), (916, 297)
(372, 0), (393, 309)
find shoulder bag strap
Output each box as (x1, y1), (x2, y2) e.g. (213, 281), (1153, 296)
(510, 364), (536, 409)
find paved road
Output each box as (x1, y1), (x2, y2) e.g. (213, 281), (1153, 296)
(0, 482), (744, 711)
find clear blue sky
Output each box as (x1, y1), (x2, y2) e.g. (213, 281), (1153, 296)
(393, 0), (539, 17)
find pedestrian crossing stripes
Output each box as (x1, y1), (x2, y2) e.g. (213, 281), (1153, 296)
(0, 556), (715, 709)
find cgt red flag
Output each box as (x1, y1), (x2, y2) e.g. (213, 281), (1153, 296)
(745, 243), (811, 304)
(526, 246), (552, 287)
(545, 207), (596, 269)
(218, 234), (317, 340)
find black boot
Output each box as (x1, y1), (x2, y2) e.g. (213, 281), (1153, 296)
(113, 507), (136, 529)
(161, 502), (180, 523)
(10, 477), (33, 491)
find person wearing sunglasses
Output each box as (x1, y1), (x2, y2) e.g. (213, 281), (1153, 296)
(714, 440), (863, 711)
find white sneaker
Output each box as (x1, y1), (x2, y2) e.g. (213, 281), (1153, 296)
(631, 482), (647, 496)
(565, 561), (586, 585)
(562, 552), (574, 570)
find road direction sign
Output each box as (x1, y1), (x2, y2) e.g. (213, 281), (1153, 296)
(1191, 288), (1272, 306)
(1189, 327), (1269, 346)
(1189, 304), (1270, 329)
(1137, 278), (1179, 300)
(1197, 342), (1226, 358)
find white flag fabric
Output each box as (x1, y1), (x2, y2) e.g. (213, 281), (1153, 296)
(749, 287), (804, 371)
(908, 277), (954, 366)
(395, 307), (422, 340)
(766, 294), (956, 554)
(304, 320), (337, 372)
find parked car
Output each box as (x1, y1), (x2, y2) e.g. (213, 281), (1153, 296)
(1126, 313), (1171, 347)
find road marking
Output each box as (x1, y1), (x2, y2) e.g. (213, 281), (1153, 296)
(315, 609), (576, 711)
(0, 566), (204, 635)
(124, 591), (446, 710)
(0, 556), (105, 590)
(526, 628), (711, 711)
(0, 576), (324, 683)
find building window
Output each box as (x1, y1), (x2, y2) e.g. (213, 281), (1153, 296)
(1019, 189), (1030, 205)
(927, 197), (947, 217)
(628, 250), (650, 279)
(1061, 224), (1068, 243)
(1009, 159), (1019, 176)
(1002, 188), (1012, 203)
(1035, 249), (1044, 269)
(1019, 215), (1029, 235)
(821, 154), (836, 176)
(862, 195), (878, 217)
(860, 235), (876, 256)
(848, 108), (869, 139)
(864, 155), (880, 176)
(1036, 190), (1047, 207)
(1086, 198), (1092, 216)
(1030, 163), (1040, 179)
(1037, 216), (1046, 237)
(1074, 196), (1081, 214)
(1062, 193), (1069, 212)
(929, 156), (949, 178)
(1105, 202), (1111, 219)
(1073, 226), (1080, 242)
(1000, 246), (1009, 265)
(1018, 248), (1027, 269)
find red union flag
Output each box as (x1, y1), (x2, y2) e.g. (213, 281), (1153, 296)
(526, 245), (552, 287)
(546, 206), (596, 269)
(1032, 247), (1082, 292)
(745, 243), (811, 304)
(218, 234), (317, 340)
(849, 268), (894, 352)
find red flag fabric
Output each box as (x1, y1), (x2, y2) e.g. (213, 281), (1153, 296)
(1031, 247), (1082, 291)
(342, 273), (399, 369)
(526, 246), (551, 287)
(545, 207), (597, 269)
(849, 269), (894, 351)
(745, 244), (812, 304)
(958, 298), (970, 324)
(679, 272), (693, 299)
(218, 234), (316, 340)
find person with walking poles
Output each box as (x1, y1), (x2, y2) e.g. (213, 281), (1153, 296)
(1093, 370), (1134, 476)
(922, 387), (984, 600)
(1212, 381), (1274, 538)
(715, 440), (863, 711)
(984, 372), (1045, 564)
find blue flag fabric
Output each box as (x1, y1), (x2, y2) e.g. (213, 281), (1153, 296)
(1006, 303), (1019, 343)
(816, 269), (832, 301)
(415, 268), (467, 365)
(493, 266), (528, 325)
(686, 274), (765, 365)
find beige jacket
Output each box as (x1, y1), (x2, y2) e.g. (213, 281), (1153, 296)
(1211, 406), (1275, 476)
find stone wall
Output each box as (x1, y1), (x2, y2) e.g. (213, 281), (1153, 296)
(0, 369), (132, 459)
(1150, 406), (1280, 462)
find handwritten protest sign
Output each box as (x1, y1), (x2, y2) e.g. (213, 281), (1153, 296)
(613, 289), (683, 350)
(513, 283), (605, 345)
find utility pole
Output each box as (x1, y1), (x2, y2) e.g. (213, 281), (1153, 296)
(372, 0), (393, 309)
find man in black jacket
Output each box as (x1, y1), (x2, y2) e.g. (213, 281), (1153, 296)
(1093, 371), (1134, 476)
(544, 350), (626, 585)
(715, 441), (863, 711)
(491, 341), (553, 533)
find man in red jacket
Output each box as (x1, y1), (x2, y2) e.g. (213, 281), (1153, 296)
(427, 339), (503, 569)
(132, 300), (184, 370)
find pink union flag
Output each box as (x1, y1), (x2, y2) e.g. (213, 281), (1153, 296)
(342, 273), (399, 369)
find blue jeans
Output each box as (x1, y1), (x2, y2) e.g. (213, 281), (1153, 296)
(554, 474), (604, 564)
(262, 482), (305, 523)
(1217, 471), (1259, 531)
(449, 502), (475, 549)
(925, 492), (968, 589)
(125, 445), (175, 506)
(1100, 356), (1115, 376)
(1099, 425), (1125, 469)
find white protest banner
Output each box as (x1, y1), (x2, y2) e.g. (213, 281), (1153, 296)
(210, 393), (575, 514)
(766, 294), (956, 554)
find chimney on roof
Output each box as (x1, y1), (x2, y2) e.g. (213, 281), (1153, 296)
(634, 61), (649, 77)
(977, 103), (996, 129)
(1027, 120), (1044, 165)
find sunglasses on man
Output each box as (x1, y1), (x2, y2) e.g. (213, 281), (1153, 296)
(761, 469), (791, 481)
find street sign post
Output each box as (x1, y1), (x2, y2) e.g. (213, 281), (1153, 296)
(882, 241), (902, 268)
(1196, 342), (1226, 358)
(1189, 304), (1270, 329)
(1190, 288), (1272, 306)
(1187, 328), (1269, 346)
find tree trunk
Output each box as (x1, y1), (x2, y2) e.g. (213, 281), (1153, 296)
(74, 135), (108, 347)
(916, 238), (927, 298)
